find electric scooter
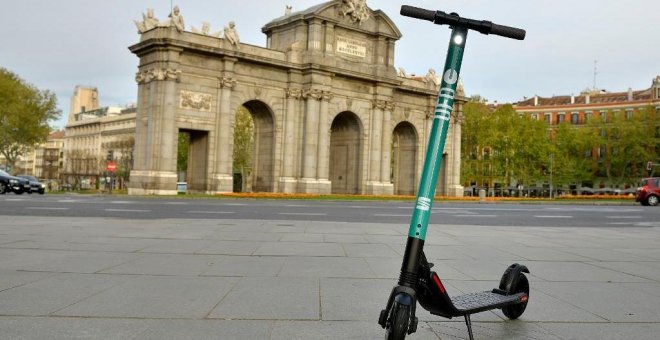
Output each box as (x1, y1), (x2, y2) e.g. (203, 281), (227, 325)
(379, 5), (529, 340)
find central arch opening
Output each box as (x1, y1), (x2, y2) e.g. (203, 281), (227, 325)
(392, 122), (417, 195)
(233, 100), (275, 192)
(330, 112), (361, 194)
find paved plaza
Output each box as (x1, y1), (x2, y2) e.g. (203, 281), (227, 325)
(1, 215), (660, 339)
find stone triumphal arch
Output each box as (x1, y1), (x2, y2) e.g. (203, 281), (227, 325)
(128, 0), (465, 196)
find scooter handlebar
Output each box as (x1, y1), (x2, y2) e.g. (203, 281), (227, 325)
(400, 5), (526, 40)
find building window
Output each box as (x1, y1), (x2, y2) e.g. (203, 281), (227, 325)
(600, 110), (608, 123)
(544, 113), (551, 124)
(586, 111), (593, 122)
(613, 110), (620, 119)
(531, 113), (538, 120)
(557, 113), (565, 124)
(625, 109), (633, 120)
(571, 112), (579, 124)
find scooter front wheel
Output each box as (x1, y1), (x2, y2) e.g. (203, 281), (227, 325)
(385, 299), (410, 340)
(501, 273), (529, 319)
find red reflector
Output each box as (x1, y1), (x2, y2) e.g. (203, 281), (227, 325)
(520, 295), (528, 302)
(431, 273), (446, 294)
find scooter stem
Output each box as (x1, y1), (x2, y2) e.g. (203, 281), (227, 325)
(399, 26), (467, 286)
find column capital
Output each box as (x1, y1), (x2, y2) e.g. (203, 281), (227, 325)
(219, 77), (236, 89)
(303, 88), (324, 100)
(372, 99), (394, 111)
(135, 68), (181, 84)
(285, 88), (304, 100)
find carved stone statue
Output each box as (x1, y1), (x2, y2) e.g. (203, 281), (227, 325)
(168, 6), (185, 33)
(285, 5), (293, 16)
(224, 21), (240, 49)
(424, 68), (440, 87)
(397, 67), (408, 78)
(339, 0), (370, 25)
(191, 21), (221, 37)
(134, 8), (159, 34)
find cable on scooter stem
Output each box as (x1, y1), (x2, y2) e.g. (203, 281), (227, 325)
(400, 5), (526, 40)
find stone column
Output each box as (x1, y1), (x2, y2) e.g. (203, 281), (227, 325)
(316, 90), (333, 194)
(211, 75), (236, 193)
(380, 101), (394, 195)
(128, 67), (182, 195)
(366, 100), (383, 194)
(449, 104), (464, 197)
(299, 88), (322, 193)
(279, 88), (302, 193)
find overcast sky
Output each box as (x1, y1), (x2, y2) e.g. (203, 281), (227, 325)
(2, 0), (659, 130)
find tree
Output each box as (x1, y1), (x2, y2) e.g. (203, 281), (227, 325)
(0, 68), (59, 171)
(233, 106), (253, 174)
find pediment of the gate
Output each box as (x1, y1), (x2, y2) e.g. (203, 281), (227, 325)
(262, 1), (401, 63)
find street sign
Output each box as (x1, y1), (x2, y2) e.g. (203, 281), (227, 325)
(647, 161), (654, 171)
(107, 161), (117, 172)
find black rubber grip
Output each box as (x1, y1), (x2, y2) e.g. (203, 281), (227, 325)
(400, 5), (436, 22)
(490, 23), (526, 40)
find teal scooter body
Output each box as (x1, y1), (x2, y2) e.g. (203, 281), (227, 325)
(380, 5), (529, 340)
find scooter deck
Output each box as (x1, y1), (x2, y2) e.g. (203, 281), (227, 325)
(451, 290), (525, 315)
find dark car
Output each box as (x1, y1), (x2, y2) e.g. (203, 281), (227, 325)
(17, 175), (46, 195)
(636, 177), (660, 206)
(0, 170), (30, 195)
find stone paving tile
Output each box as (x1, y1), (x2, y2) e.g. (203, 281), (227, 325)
(0, 273), (126, 316)
(137, 319), (274, 339)
(54, 276), (238, 318)
(429, 320), (563, 340)
(538, 322), (660, 340)
(254, 242), (345, 257)
(534, 281), (660, 322)
(0, 270), (54, 292)
(342, 243), (400, 258)
(209, 277), (319, 320)
(587, 261), (660, 282)
(137, 239), (217, 254)
(271, 320), (441, 339)
(99, 253), (221, 276)
(0, 316), (152, 340)
(323, 233), (369, 243)
(528, 261), (651, 283)
(278, 256), (375, 278)
(18, 251), (138, 274)
(202, 255), (286, 277)
(194, 240), (263, 255)
(279, 233), (325, 243)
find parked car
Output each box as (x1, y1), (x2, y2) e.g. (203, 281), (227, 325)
(636, 177), (660, 206)
(0, 170), (30, 194)
(16, 175), (46, 195)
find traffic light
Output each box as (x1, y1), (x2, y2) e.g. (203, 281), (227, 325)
(106, 150), (114, 161)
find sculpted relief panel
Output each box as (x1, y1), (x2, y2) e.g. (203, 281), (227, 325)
(179, 90), (213, 111)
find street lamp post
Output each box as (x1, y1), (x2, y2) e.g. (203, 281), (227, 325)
(549, 153), (554, 199)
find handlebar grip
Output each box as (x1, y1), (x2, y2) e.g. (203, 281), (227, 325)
(400, 5), (436, 22)
(490, 23), (526, 40)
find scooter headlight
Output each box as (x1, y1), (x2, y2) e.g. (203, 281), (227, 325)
(9, 179), (18, 184)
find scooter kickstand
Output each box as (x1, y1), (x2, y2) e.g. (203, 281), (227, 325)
(464, 314), (474, 340)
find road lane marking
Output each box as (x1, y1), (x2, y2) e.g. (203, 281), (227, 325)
(105, 209), (150, 212)
(188, 211), (235, 214)
(164, 202), (188, 205)
(453, 214), (497, 217)
(26, 207), (69, 210)
(279, 212), (327, 216)
(606, 216), (642, 219)
(374, 214), (409, 217)
(534, 215), (573, 218)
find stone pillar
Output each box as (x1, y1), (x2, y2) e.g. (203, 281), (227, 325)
(316, 90), (333, 194)
(279, 88), (302, 193)
(449, 103), (464, 197)
(299, 88), (322, 193)
(211, 75), (236, 193)
(128, 66), (182, 195)
(380, 101), (394, 195)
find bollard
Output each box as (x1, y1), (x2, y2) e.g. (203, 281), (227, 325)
(479, 189), (486, 202)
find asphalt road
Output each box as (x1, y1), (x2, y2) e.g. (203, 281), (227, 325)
(1, 194), (659, 228)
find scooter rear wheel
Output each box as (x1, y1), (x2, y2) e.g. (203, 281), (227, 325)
(385, 300), (410, 340)
(502, 273), (529, 320)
